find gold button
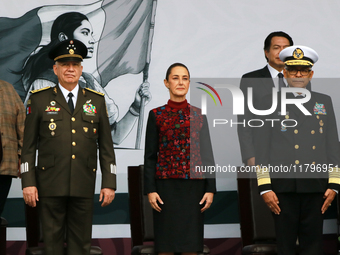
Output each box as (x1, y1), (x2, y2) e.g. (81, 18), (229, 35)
(312, 146), (316, 150)
(316, 115), (320, 119)
(50, 119), (54, 122)
(91, 120), (94, 123)
(72, 155), (76, 159)
(285, 115), (289, 119)
(72, 129), (76, 134)
(312, 162), (315, 164)
(72, 142), (76, 146)
(311, 130), (315, 134)
(295, 145), (299, 149)
(294, 129), (298, 134)
(71, 117), (76, 122)
(42, 167), (45, 170)
(93, 169), (96, 172)
(295, 160), (299, 164)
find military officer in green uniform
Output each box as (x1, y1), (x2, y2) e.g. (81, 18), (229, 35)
(21, 39), (116, 255)
(255, 45), (340, 255)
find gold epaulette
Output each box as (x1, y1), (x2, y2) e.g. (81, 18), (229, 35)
(84, 87), (104, 96)
(30, 86), (51, 94)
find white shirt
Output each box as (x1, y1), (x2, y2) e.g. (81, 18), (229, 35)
(58, 83), (79, 108)
(267, 64), (286, 89)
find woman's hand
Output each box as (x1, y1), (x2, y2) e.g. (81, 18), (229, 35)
(200, 192), (214, 212)
(147, 192), (164, 212)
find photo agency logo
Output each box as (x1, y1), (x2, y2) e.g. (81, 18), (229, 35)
(194, 79), (313, 129)
(196, 82), (223, 114)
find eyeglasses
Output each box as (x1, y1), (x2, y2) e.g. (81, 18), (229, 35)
(286, 68), (311, 76)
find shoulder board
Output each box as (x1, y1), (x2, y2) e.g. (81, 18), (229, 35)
(84, 87), (104, 96)
(31, 86), (51, 94)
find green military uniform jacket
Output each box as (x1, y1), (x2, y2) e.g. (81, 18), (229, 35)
(21, 85), (116, 198)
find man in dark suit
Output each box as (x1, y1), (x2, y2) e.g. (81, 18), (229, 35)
(21, 39), (116, 255)
(238, 31), (294, 166)
(255, 45), (340, 255)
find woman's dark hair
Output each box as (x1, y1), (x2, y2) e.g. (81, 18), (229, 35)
(19, 12), (88, 89)
(165, 63), (190, 81)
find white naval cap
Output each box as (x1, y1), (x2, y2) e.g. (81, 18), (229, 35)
(279, 45), (319, 66)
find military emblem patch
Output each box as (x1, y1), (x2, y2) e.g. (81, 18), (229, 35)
(293, 48), (304, 59)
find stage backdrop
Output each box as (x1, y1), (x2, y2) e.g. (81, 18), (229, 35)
(1, 0), (340, 244)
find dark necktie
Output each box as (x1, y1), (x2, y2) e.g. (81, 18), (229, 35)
(68, 92), (74, 114)
(278, 73), (286, 91)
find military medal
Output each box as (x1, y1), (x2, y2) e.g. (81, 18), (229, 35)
(320, 127), (323, 133)
(49, 119), (57, 136)
(93, 128), (97, 134)
(83, 127), (88, 133)
(319, 120), (324, 126)
(49, 123), (56, 130)
(50, 101), (56, 106)
(281, 125), (287, 132)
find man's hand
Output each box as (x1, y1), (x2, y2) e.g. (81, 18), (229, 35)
(262, 191), (280, 215)
(199, 192), (214, 212)
(321, 189), (336, 214)
(131, 82), (152, 111)
(247, 157), (255, 166)
(99, 188), (115, 207)
(23, 186), (39, 207)
(147, 192), (163, 212)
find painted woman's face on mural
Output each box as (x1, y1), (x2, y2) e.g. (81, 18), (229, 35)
(73, 20), (95, 58)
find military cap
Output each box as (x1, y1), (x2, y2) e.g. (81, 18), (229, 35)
(279, 45), (319, 66)
(49, 39), (87, 62)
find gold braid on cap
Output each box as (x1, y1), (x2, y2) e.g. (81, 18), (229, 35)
(285, 60), (314, 66)
(54, 54), (83, 61)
